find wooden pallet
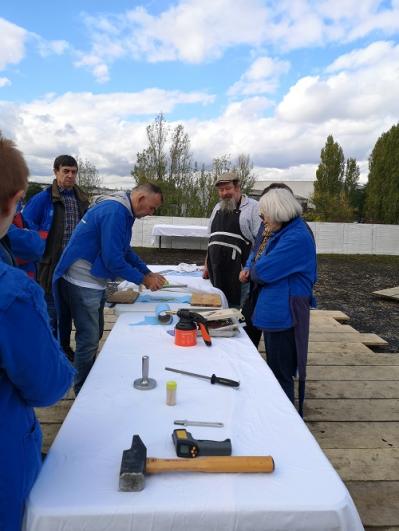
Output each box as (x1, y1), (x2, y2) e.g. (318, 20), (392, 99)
(372, 286), (399, 302)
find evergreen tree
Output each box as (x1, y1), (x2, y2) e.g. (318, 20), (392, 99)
(312, 135), (355, 221)
(365, 123), (399, 224)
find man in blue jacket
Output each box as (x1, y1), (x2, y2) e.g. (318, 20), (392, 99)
(23, 155), (89, 358)
(54, 183), (166, 394)
(0, 136), (75, 531)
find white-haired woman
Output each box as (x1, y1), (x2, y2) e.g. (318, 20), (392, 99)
(250, 188), (317, 416)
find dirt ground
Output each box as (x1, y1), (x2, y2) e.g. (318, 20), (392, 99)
(137, 249), (399, 353)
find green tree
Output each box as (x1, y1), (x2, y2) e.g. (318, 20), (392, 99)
(24, 182), (43, 203)
(77, 157), (102, 199)
(364, 123), (399, 224)
(312, 135), (356, 221)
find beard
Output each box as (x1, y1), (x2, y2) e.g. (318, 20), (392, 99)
(220, 197), (237, 212)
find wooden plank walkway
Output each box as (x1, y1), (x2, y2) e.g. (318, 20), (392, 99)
(373, 285), (399, 302)
(36, 308), (399, 530)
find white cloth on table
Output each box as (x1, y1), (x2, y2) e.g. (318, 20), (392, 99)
(25, 312), (363, 531)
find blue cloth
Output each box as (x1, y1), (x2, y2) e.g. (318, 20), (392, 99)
(0, 261), (75, 531)
(7, 223), (45, 263)
(58, 278), (105, 395)
(53, 199), (150, 286)
(23, 185), (55, 235)
(251, 217), (317, 331)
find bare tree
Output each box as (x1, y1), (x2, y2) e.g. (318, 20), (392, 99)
(77, 157), (102, 199)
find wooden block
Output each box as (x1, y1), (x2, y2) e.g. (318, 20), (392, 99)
(191, 292), (222, 307)
(307, 351), (399, 366)
(324, 448), (399, 481)
(309, 324), (359, 333)
(107, 289), (139, 304)
(304, 399), (399, 421)
(304, 380), (399, 399)
(40, 423), (63, 453)
(372, 286), (399, 301)
(306, 422), (399, 449)
(307, 342), (374, 354)
(306, 365), (399, 381)
(345, 481), (399, 528)
(310, 309), (350, 321)
(308, 332), (387, 345)
(35, 399), (74, 423)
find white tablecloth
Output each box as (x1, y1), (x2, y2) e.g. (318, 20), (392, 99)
(152, 224), (209, 238)
(25, 312), (363, 531)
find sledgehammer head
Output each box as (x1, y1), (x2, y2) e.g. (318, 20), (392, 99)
(119, 435), (147, 492)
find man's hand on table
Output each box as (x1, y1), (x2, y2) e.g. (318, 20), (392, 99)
(143, 273), (166, 291)
(202, 265), (209, 279)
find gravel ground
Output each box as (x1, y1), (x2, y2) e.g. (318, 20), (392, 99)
(136, 248), (399, 353)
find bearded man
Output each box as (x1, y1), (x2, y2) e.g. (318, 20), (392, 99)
(203, 172), (261, 307)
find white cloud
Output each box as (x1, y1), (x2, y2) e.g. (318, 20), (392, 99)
(74, 1), (399, 82)
(35, 37), (69, 57)
(75, 0), (270, 79)
(0, 77), (11, 87)
(277, 41), (399, 123)
(228, 56), (290, 96)
(1, 37), (397, 187)
(0, 88), (214, 183)
(0, 17), (27, 70)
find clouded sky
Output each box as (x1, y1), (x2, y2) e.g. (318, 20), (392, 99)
(1, 0), (399, 187)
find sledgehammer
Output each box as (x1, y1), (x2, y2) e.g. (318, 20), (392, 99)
(119, 435), (275, 492)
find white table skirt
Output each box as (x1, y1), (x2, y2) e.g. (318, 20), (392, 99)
(25, 312), (363, 531)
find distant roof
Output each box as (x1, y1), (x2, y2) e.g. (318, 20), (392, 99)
(252, 180), (314, 199)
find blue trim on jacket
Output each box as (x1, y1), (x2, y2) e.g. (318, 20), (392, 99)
(251, 217), (317, 330)
(0, 260), (75, 531)
(53, 199), (150, 285)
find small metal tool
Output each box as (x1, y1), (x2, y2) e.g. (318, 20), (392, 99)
(165, 366), (240, 388)
(134, 356), (157, 390)
(174, 420), (224, 428)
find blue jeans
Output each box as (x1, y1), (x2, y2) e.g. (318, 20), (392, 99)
(58, 278), (105, 395)
(45, 291), (73, 352)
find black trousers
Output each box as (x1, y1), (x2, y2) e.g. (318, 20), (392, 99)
(263, 328), (297, 405)
(241, 283), (262, 347)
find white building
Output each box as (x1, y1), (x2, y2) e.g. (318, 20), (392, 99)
(250, 180), (315, 208)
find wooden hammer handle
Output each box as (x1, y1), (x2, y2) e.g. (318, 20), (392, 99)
(146, 456), (274, 474)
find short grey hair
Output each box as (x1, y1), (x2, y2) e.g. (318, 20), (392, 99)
(259, 188), (302, 223)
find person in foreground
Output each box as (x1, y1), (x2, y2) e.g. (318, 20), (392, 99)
(53, 183), (166, 395)
(0, 137), (75, 531)
(250, 188), (317, 416)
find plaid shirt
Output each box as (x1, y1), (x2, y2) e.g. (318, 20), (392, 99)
(59, 187), (80, 250)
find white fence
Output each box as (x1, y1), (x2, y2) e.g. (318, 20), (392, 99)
(131, 216), (399, 255)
